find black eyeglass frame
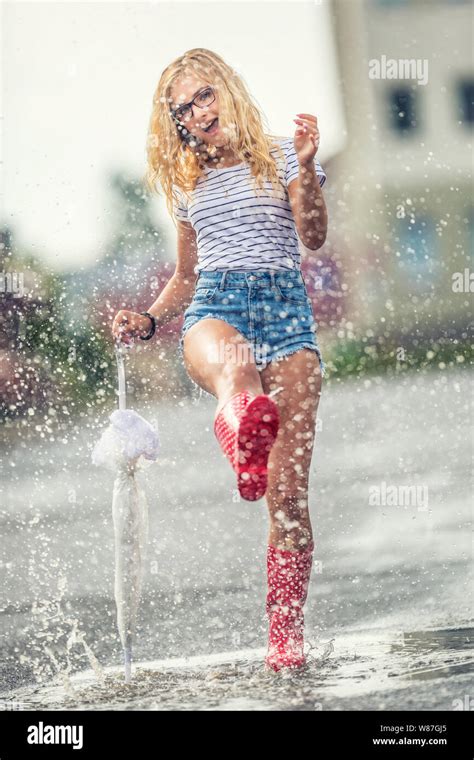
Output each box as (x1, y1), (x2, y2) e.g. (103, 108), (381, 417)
(169, 86), (216, 123)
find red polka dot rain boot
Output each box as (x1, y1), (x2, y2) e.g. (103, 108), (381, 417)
(213, 390), (280, 501)
(265, 541), (314, 672)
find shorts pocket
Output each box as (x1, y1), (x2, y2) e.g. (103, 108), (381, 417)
(275, 282), (308, 303)
(193, 285), (219, 303)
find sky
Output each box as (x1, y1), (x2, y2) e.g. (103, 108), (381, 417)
(2, 0), (346, 271)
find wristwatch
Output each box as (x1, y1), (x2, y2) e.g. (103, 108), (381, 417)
(139, 312), (156, 341)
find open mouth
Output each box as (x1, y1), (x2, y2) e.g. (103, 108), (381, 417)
(203, 118), (219, 134)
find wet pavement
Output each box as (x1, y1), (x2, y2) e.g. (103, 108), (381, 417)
(0, 368), (472, 710)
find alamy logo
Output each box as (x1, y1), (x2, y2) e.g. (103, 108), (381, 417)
(369, 481), (428, 511)
(452, 695), (473, 711)
(206, 338), (261, 366)
(368, 55), (428, 86)
(27, 722), (83, 750)
(1, 271), (25, 298)
(452, 269), (474, 293)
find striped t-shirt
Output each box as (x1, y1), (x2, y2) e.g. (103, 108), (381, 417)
(172, 136), (326, 274)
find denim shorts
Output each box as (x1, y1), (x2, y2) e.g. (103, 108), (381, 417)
(178, 269), (325, 381)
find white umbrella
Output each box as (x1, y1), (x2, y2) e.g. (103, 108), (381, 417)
(92, 343), (159, 682)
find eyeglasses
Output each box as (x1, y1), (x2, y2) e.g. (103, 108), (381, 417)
(170, 86), (215, 123)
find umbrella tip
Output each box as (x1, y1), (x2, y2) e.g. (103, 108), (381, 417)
(124, 646), (132, 683)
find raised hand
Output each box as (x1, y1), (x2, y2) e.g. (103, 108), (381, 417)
(293, 113), (320, 167)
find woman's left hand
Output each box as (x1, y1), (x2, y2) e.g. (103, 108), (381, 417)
(293, 113), (320, 167)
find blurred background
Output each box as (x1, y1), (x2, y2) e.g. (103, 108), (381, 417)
(0, 1), (472, 707)
(1, 0), (472, 425)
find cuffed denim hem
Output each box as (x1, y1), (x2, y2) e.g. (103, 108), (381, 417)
(257, 342), (326, 378)
(178, 313), (254, 359)
(179, 317), (325, 379)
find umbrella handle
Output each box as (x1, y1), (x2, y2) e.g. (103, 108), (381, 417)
(114, 343), (127, 411)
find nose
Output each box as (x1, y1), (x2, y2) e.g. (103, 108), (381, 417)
(198, 112), (215, 128)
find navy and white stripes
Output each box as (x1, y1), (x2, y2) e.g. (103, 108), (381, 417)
(173, 136), (326, 274)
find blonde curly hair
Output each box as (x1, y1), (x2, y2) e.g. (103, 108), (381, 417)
(143, 47), (287, 227)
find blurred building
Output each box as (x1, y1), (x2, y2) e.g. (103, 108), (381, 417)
(0, 227), (57, 417)
(323, 0), (473, 341)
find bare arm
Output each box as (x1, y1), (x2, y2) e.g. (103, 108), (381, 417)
(288, 164), (328, 251)
(146, 220), (199, 327)
(112, 220), (199, 342)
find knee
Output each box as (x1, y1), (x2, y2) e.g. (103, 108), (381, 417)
(267, 464), (310, 500)
(266, 493), (310, 524)
(266, 496), (313, 551)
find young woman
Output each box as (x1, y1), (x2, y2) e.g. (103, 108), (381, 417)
(112, 48), (328, 672)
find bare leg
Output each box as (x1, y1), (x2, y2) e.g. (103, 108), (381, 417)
(259, 349), (323, 551)
(183, 318), (264, 412)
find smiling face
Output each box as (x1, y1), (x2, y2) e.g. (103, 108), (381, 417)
(169, 73), (228, 151)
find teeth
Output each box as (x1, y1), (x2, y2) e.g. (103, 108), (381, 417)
(204, 119), (217, 132)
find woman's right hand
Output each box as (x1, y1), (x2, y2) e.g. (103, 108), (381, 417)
(112, 310), (153, 345)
